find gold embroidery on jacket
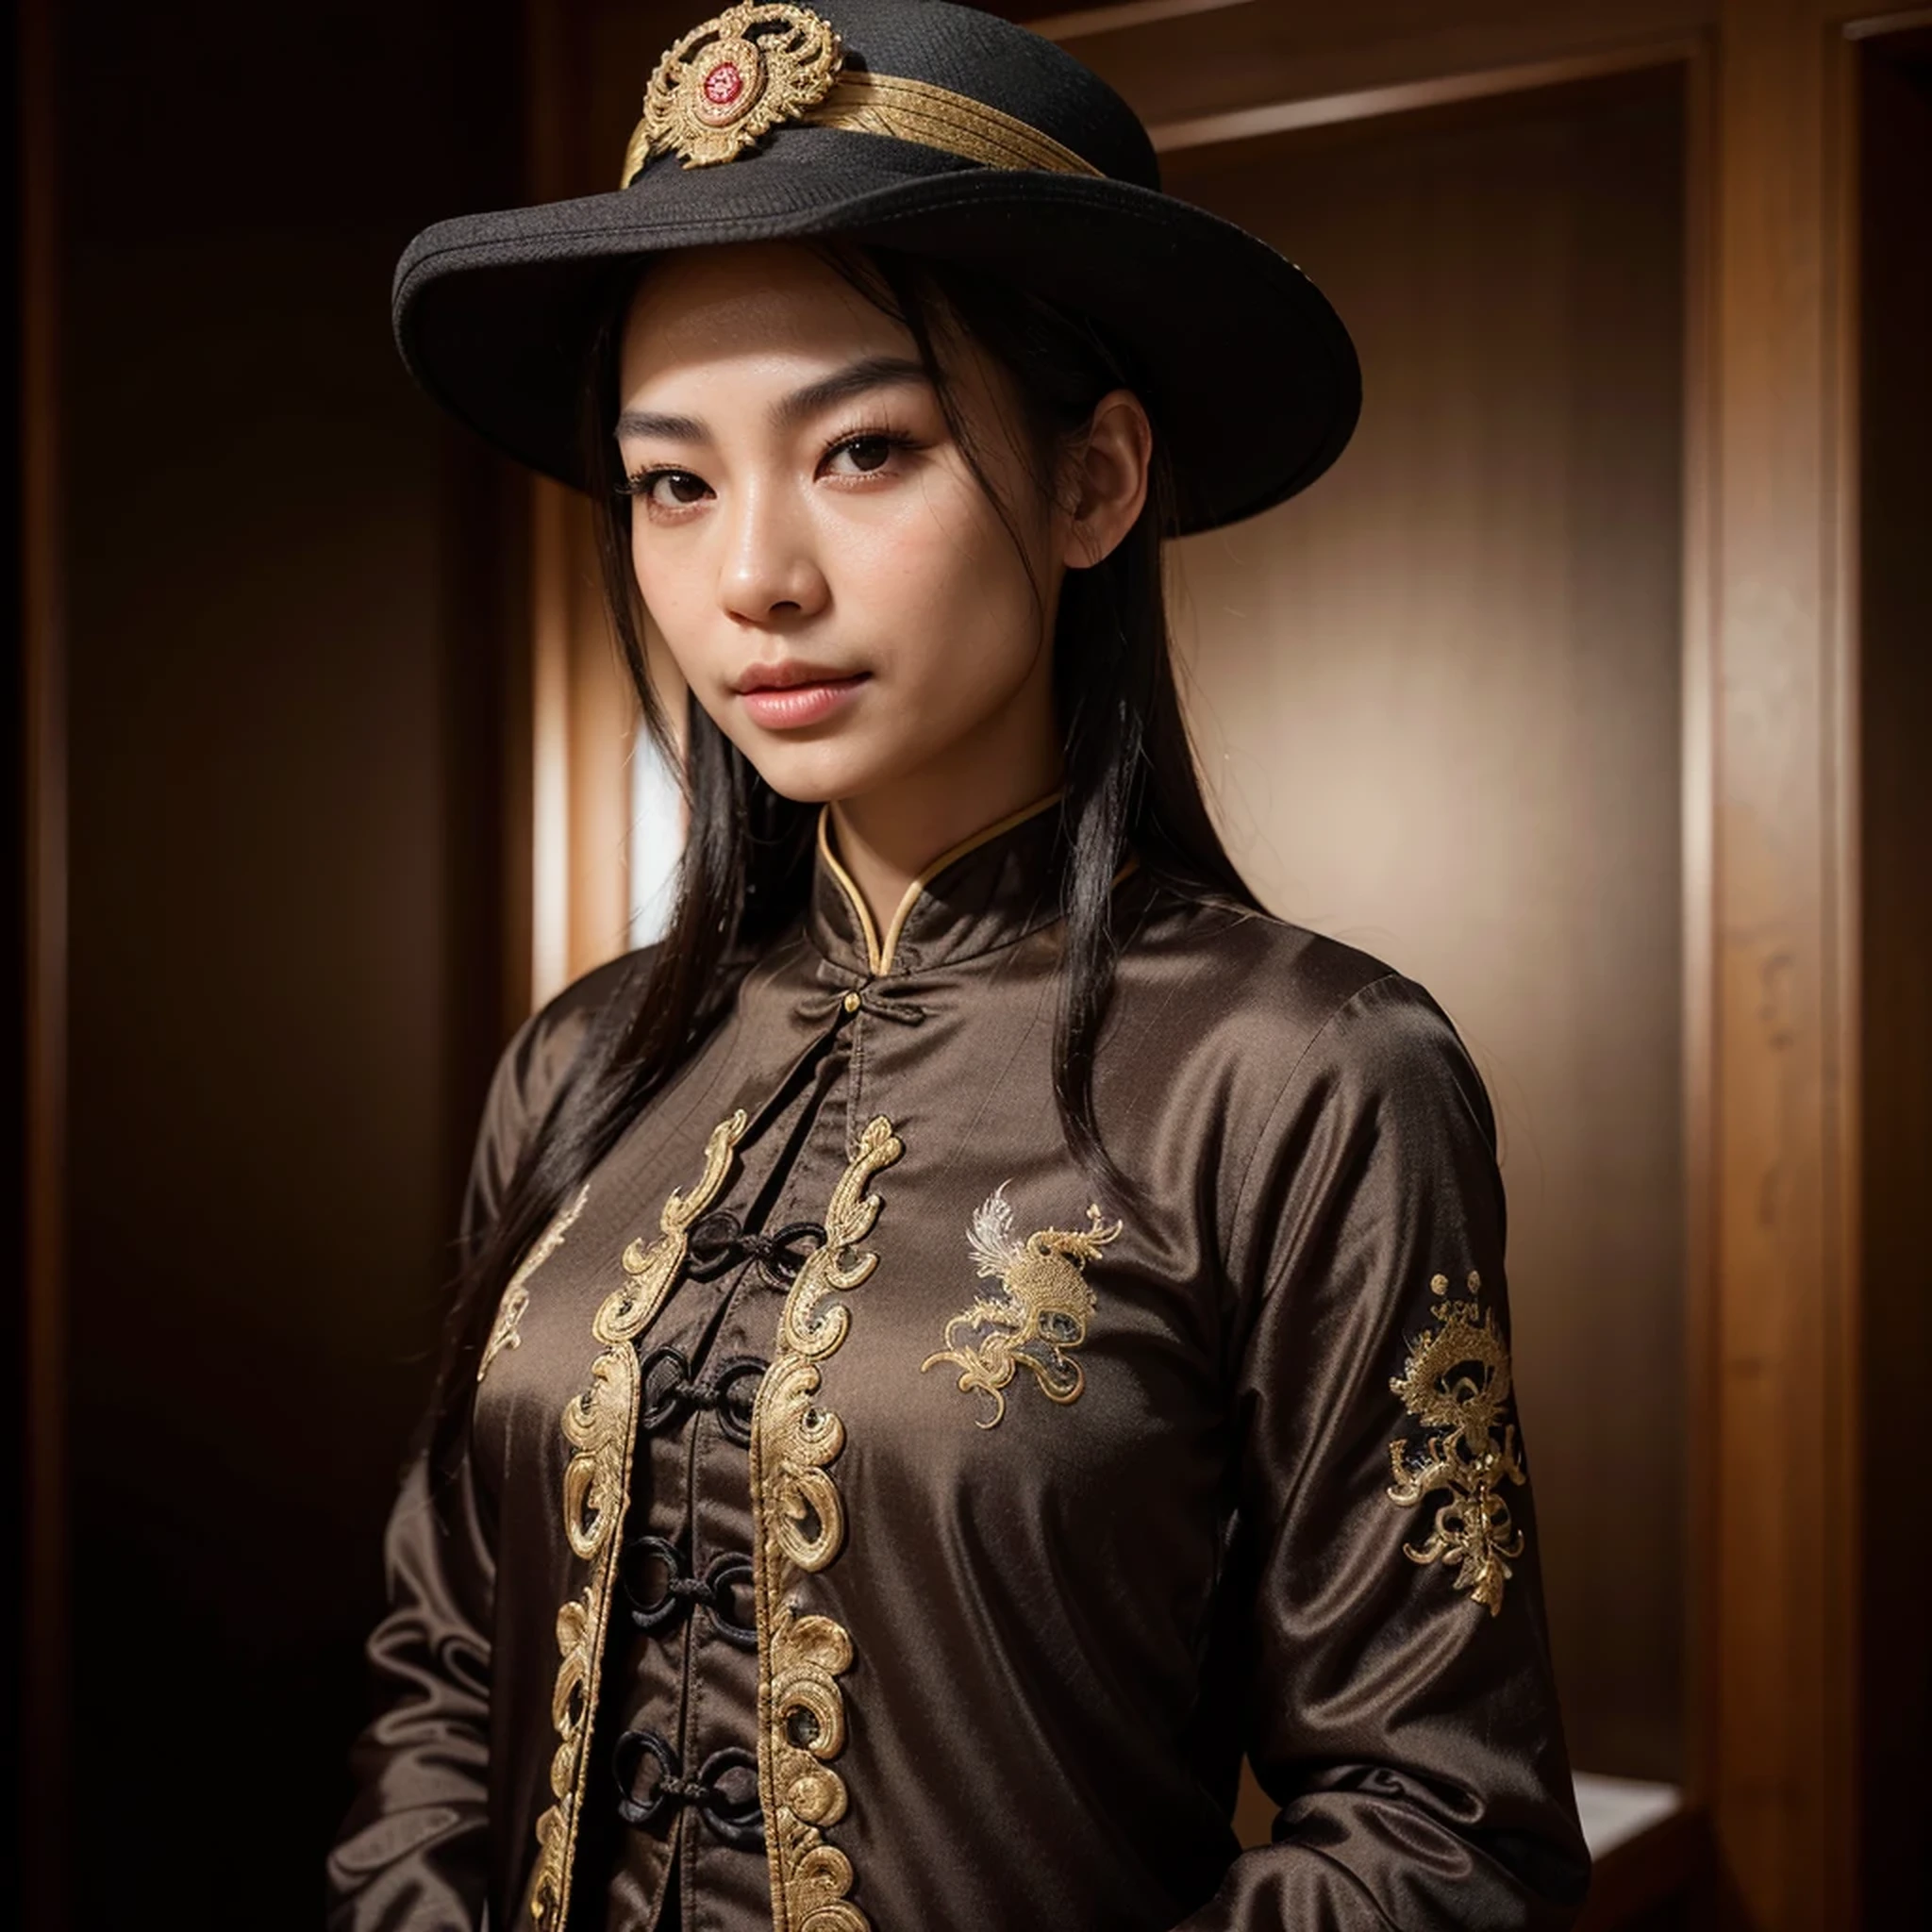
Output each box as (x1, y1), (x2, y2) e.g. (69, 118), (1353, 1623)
(1387, 1269), (1528, 1616)
(478, 1184), (591, 1384)
(920, 1182), (1122, 1428)
(527, 1112), (749, 1929)
(751, 1114), (903, 1932)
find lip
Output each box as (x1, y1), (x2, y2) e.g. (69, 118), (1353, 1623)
(734, 657), (858, 694)
(734, 666), (870, 731)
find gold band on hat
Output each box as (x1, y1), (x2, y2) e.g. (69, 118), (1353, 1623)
(800, 70), (1101, 177)
(621, 3), (1103, 183)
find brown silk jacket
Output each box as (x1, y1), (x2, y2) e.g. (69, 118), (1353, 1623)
(327, 796), (1590, 1932)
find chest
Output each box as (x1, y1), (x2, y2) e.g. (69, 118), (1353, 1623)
(475, 1006), (1236, 1557)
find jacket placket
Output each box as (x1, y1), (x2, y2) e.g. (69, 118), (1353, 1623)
(527, 991), (887, 1931)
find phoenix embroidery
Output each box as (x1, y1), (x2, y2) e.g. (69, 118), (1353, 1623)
(921, 1182), (1122, 1428)
(1387, 1269), (1528, 1615)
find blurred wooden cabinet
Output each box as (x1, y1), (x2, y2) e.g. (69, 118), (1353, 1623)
(517, 3), (1932, 1926)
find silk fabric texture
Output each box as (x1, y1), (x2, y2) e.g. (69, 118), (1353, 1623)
(327, 796), (1590, 1930)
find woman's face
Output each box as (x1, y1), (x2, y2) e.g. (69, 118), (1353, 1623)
(614, 242), (1075, 808)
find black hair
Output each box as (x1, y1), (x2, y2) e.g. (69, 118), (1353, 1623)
(425, 244), (1257, 1468)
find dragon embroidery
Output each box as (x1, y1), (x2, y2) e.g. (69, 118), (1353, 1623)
(1387, 1269), (1528, 1615)
(478, 1183), (591, 1384)
(920, 1182), (1122, 1428)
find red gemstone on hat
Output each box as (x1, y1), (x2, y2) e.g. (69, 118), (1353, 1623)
(704, 60), (744, 106)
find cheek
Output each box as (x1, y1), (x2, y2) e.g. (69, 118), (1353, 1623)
(629, 525), (679, 612)
(629, 529), (711, 675)
(841, 487), (1046, 699)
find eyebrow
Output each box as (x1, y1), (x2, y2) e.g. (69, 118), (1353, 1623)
(771, 355), (928, 429)
(614, 355), (930, 443)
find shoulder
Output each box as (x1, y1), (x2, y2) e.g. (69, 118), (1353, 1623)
(1194, 918), (1503, 1291)
(1124, 885), (1474, 1104)
(464, 946), (658, 1220)
(497, 947), (654, 1118)
(1121, 891), (1499, 1259)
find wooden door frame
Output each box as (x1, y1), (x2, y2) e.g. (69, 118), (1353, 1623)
(1701, 5), (1920, 1923)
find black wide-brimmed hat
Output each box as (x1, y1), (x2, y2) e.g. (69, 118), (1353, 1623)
(391, 0), (1359, 534)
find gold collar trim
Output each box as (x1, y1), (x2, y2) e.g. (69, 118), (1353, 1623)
(815, 790), (1065, 978)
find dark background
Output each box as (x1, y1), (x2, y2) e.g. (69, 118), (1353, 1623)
(13, 2), (527, 1923)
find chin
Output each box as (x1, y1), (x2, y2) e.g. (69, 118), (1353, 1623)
(738, 735), (898, 808)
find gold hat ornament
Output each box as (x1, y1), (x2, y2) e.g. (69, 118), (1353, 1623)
(625, 3), (844, 176)
(623, 1), (1101, 183)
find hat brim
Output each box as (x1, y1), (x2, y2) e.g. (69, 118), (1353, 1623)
(392, 129), (1359, 535)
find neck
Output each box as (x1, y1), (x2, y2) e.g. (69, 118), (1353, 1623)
(827, 736), (1062, 949)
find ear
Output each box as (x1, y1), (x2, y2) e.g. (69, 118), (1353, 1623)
(1061, 389), (1154, 571)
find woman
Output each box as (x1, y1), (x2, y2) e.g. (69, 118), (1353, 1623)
(331, 4), (1590, 1928)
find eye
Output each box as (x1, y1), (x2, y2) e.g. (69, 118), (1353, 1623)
(820, 433), (908, 479)
(625, 467), (713, 509)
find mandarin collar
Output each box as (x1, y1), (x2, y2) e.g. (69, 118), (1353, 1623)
(807, 792), (1068, 981)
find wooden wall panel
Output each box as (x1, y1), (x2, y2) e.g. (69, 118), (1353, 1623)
(1033, 0), (1710, 129)
(1702, 3), (1860, 1922)
(1162, 76), (1689, 1783)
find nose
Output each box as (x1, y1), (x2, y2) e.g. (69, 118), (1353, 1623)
(716, 477), (828, 627)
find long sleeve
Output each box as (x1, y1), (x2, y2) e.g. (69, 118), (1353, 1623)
(326, 966), (624, 1930)
(1176, 973), (1591, 1931)
(325, 1439), (499, 1929)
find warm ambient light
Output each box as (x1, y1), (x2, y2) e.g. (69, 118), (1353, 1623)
(629, 736), (685, 948)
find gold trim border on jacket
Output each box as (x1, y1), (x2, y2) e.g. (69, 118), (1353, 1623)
(621, 3), (1104, 181)
(525, 1108), (901, 1932)
(528, 1113), (749, 1929)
